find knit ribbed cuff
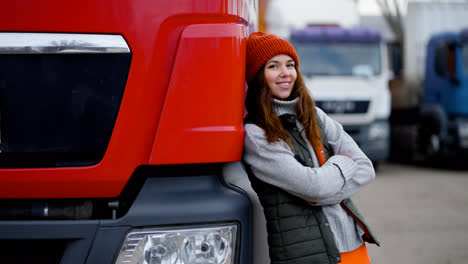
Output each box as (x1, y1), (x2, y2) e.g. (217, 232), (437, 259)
(327, 155), (357, 182)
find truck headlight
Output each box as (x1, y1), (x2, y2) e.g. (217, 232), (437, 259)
(458, 122), (468, 137)
(458, 121), (468, 148)
(115, 224), (237, 264)
(369, 121), (389, 140)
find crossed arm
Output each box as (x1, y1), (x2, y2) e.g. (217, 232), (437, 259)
(243, 108), (375, 205)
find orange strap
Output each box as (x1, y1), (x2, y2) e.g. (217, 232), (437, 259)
(313, 139), (327, 166)
(339, 243), (371, 264)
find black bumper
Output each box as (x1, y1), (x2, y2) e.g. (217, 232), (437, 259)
(0, 166), (253, 264)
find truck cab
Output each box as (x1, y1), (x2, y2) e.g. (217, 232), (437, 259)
(0, 0), (257, 263)
(290, 26), (392, 165)
(419, 29), (468, 157)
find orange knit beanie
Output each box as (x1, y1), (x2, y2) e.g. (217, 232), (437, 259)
(246, 32), (299, 83)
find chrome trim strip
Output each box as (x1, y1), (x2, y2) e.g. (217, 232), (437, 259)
(0, 33), (130, 54)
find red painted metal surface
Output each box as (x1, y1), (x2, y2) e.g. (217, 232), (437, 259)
(150, 24), (246, 164)
(0, 0), (255, 198)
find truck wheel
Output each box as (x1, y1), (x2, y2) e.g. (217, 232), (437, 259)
(428, 134), (441, 155)
(419, 104), (447, 160)
(418, 130), (440, 159)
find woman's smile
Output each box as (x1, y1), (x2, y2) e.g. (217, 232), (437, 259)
(276, 81), (292, 89)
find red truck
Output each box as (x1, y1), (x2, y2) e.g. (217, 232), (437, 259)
(0, 0), (257, 263)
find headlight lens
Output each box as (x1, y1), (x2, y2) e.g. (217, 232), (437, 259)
(458, 121), (468, 147)
(115, 224), (237, 264)
(458, 121), (468, 136)
(369, 121), (389, 140)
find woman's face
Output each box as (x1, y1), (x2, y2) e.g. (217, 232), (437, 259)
(264, 54), (297, 100)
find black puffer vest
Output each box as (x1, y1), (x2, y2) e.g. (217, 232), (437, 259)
(244, 114), (379, 264)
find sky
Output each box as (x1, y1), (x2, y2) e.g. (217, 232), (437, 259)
(265, 0), (407, 38)
(358, 0), (407, 15)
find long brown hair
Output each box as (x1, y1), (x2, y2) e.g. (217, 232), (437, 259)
(245, 65), (322, 150)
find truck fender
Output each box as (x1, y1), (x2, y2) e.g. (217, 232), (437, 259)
(420, 104), (448, 139)
(223, 162), (270, 264)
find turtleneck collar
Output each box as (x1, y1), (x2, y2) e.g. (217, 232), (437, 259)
(272, 97), (298, 117)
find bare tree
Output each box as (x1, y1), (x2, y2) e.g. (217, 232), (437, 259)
(376, 0), (406, 43)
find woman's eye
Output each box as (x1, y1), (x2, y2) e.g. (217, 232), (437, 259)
(268, 64), (278, 69)
(287, 63), (295, 67)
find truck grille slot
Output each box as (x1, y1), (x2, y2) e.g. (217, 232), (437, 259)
(0, 239), (66, 264)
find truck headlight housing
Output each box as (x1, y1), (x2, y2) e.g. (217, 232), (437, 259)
(369, 121), (389, 140)
(115, 224), (237, 264)
(458, 121), (468, 137)
(457, 121), (468, 148)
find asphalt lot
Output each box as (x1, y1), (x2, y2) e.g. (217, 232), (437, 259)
(353, 162), (468, 264)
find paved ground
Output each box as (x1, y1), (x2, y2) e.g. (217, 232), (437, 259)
(353, 162), (468, 264)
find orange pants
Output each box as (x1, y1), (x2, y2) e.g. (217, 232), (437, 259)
(339, 243), (371, 264)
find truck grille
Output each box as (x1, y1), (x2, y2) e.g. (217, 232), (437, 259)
(0, 33), (131, 168)
(315, 100), (370, 114)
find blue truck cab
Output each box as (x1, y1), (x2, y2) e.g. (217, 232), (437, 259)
(419, 28), (468, 157)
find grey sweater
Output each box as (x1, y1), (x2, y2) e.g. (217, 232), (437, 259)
(243, 98), (375, 252)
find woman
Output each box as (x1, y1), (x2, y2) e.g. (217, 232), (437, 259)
(242, 32), (380, 264)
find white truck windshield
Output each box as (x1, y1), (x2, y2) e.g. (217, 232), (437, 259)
(294, 43), (381, 77)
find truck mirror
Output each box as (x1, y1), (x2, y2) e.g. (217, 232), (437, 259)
(447, 42), (459, 84)
(450, 75), (460, 85)
(435, 41), (459, 85)
(434, 43), (448, 77)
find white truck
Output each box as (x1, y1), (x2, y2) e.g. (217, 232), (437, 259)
(266, 0), (392, 165)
